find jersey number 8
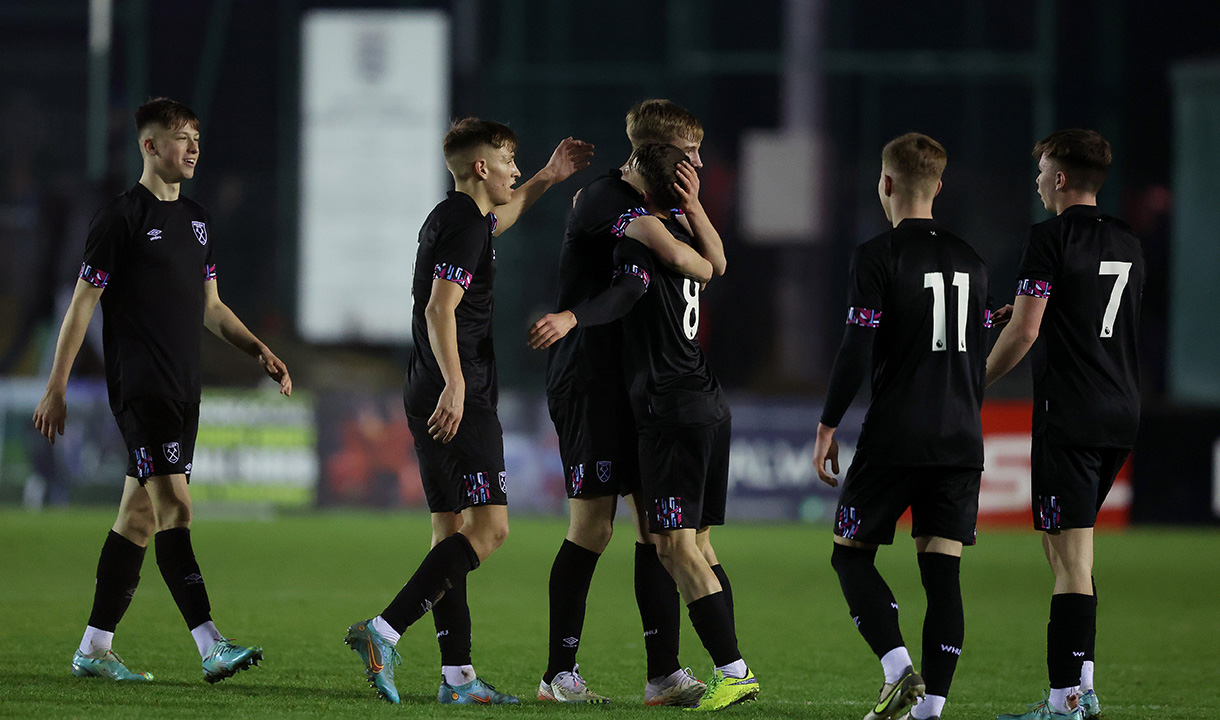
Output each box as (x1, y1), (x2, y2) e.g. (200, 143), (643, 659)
(682, 279), (700, 341)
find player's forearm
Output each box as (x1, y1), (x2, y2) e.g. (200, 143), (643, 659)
(425, 307), (465, 392)
(205, 302), (265, 358)
(492, 171), (555, 237)
(570, 278), (647, 327)
(684, 208), (727, 277)
(985, 325), (1036, 387)
(820, 326), (873, 428)
(44, 297), (98, 394)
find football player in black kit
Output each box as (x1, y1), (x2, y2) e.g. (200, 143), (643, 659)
(344, 118), (593, 705)
(527, 100), (720, 706)
(991, 130), (1142, 720)
(812, 133), (999, 720)
(32, 98), (291, 684)
(533, 141), (757, 712)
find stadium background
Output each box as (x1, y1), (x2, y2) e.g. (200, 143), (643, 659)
(2, 2), (1220, 718)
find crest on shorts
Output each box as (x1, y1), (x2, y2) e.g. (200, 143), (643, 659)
(162, 442), (181, 464)
(596, 461), (612, 483)
(192, 221), (208, 245)
(498, 471), (507, 494)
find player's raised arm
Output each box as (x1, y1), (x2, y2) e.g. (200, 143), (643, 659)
(673, 161), (726, 276)
(492, 137), (594, 237)
(624, 214), (713, 283)
(32, 279), (104, 443)
(203, 279), (292, 396)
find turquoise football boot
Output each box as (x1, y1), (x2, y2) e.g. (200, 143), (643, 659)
(998, 691), (1084, 719)
(1078, 689), (1101, 718)
(344, 620), (401, 703)
(439, 676), (519, 704)
(202, 638), (263, 683)
(71, 649), (154, 681)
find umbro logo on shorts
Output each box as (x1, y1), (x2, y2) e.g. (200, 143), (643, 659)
(498, 471), (507, 494)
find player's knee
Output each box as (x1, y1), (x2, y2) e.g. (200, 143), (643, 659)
(569, 517), (613, 552)
(114, 507), (155, 545)
(154, 499), (192, 530)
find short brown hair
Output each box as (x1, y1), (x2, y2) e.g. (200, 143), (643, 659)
(626, 99), (704, 148)
(629, 143), (687, 211)
(881, 132), (947, 198)
(1033, 129), (1111, 192)
(134, 97), (199, 133)
(442, 117), (517, 162)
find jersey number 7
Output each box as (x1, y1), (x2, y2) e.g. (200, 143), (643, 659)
(923, 271), (969, 352)
(1099, 261), (1131, 338)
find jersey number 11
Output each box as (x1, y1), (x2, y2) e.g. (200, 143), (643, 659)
(923, 271), (969, 352)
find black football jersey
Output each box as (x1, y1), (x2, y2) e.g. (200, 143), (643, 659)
(545, 169), (647, 398)
(1016, 204), (1143, 447)
(404, 191), (499, 416)
(848, 219), (991, 467)
(613, 220), (728, 429)
(80, 183), (216, 413)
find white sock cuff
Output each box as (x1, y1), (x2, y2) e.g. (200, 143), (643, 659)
(442, 664), (476, 686)
(880, 646), (913, 684)
(371, 615), (401, 646)
(714, 658), (747, 679)
(80, 626), (114, 656)
(190, 621), (223, 658)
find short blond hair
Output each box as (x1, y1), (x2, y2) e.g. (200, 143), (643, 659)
(625, 99), (704, 148)
(881, 132), (946, 198)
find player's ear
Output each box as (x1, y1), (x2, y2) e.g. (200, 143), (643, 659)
(933, 179), (943, 198)
(141, 135), (157, 157)
(1054, 169), (1066, 192)
(882, 173), (894, 197)
(473, 158), (489, 180)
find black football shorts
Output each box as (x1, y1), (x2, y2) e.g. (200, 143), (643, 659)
(834, 451), (981, 546)
(407, 407), (508, 514)
(547, 390), (641, 499)
(638, 417), (731, 533)
(114, 398), (199, 484)
(1030, 436), (1128, 532)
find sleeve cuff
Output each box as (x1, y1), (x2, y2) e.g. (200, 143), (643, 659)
(79, 262), (110, 288)
(845, 307), (881, 328)
(1015, 278), (1051, 299)
(434, 263), (473, 290)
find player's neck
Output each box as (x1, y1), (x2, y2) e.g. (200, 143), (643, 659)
(1054, 192), (1097, 215)
(139, 170), (182, 202)
(453, 181), (495, 216)
(888, 200), (934, 228)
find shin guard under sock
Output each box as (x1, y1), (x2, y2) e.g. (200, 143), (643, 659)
(831, 543), (905, 659)
(381, 533), (479, 635)
(917, 552), (964, 698)
(433, 572), (473, 667)
(635, 542), (682, 679)
(687, 592), (740, 668)
(1047, 593), (1095, 689)
(544, 539), (601, 683)
(87, 531), (146, 633)
(155, 528), (211, 630)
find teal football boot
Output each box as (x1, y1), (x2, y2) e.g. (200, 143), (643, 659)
(71, 649), (154, 681)
(998, 691), (1084, 719)
(439, 676), (519, 704)
(1078, 689), (1101, 718)
(344, 620), (401, 703)
(202, 638), (263, 683)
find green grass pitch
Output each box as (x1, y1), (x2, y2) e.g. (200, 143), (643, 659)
(1, 509), (1217, 718)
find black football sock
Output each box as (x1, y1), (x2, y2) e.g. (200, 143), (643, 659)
(87, 531), (146, 632)
(635, 542), (682, 679)
(381, 533), (480, 635)
(711, 563), (735, 636)
(154, 528), (212, 630)
(543, 540), (601, 683)
(1047, 593), (1095, 689)
(918, 552), (964, 698)
(687, 592), (740, 667)
(433, 572), (472, 668)
(1085, 578), (1098, 664)
(831, 543), (905, 659)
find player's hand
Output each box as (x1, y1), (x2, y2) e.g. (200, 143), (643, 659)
(674, 161), (704, 215)
(990, 304), (1014, 328)
(543, 137), (594, 184)
(32, 390), (67, 445)
(428, 384), (464, 444)
(812, 422), (840, 487)
(258, 347), (293, 396)
(527, 311), (577, 350)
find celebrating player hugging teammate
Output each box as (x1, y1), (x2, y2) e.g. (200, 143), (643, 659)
(33, 97), (292, 686)
(343, 118), (592, 705)
(813, 133), (1002, 720)
(528, 99), (724, 708)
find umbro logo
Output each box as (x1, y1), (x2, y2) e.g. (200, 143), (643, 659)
(147, 229), (163, 241)
(184, 573), (204, 585)
(562, 637), (579, 648)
